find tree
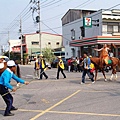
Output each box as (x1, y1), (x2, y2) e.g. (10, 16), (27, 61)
(42, 47), (55, 64)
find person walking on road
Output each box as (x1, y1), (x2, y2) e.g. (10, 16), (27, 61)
(15, 60), (21, 87)
(39, 54), (48, 80)
(56, 56), (66, 79)
(81, 52), (95, 84)
(33, 57), (40, 79)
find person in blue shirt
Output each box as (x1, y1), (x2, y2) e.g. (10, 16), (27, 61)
(0, 60), (29, 116)
(81, 52), (95, 84)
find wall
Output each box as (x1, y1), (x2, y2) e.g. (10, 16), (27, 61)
(25, 33), (62, 55)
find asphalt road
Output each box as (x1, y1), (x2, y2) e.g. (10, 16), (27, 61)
(0, 64), (120, 120)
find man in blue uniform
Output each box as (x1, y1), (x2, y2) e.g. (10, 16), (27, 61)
(0, 60), (29, 116)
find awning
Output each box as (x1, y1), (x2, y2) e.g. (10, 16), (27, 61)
(70, 36), (120, 47)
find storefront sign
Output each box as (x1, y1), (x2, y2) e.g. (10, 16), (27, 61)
(83, 17), (92, 28)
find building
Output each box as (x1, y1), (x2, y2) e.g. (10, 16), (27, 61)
(11, 32), (63, 57)
(62, 9), (120, 58)
(9, 40), (21, 52)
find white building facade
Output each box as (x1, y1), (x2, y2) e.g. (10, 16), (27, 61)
(12, 32), (63, 56)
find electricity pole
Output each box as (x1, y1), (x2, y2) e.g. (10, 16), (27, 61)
(19, 18), (23, 65)
(8, 31), (10, 58)
(38, 0), (42, 55)
(31, 0), (42, 54)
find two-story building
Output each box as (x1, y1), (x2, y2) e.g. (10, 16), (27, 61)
(11, 32), (63, 58)
(62, 9), (120, 58)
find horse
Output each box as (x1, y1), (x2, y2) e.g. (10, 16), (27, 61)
(90, 56), (120, 81)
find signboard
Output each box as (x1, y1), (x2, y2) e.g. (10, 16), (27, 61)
(83, 17), (92, 28)
(12, 47), (20, 53)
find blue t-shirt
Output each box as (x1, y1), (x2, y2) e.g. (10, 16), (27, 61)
(0, 68), (25, 90)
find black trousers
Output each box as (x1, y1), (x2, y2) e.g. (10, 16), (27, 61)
(82, 69), (94, 83)
(40, 68), (48, 79)
(0, 84), (14, 115)
(57, 67), (66, 79)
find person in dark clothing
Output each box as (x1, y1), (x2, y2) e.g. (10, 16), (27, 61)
(39, 54), (48, 80)
(15, 60), (21, 87)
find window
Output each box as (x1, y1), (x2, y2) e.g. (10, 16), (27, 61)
(31, 42), (39, 45)
(102, 25), (107, 32)
(56, 42), (59, 45)
(107, 25), (113, 33)
(48, 42), (51, 45)
(71, 29), (75, 40)
(80, 26), (85, 37)
(113, 26), (118, 32)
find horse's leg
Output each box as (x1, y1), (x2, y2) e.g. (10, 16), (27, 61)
(113, 67), (117, 80)
(110, 66), (117, 80)
(95, 69), (98, 81)
(101, 68), (107, 82)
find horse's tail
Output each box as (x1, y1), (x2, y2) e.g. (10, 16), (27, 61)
(118, 59), (120, 68)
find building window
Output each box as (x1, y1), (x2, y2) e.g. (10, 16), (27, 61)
(31, 42), (39, 45)
(113, 26), (118, 32)
(71, 29), (75, 40)
(107, 25), (113, 33)
(56, 42), (59, 45)
(102, 25), (107, 32)
(80, 26), (85, 37)
(48, 42), (51, 45)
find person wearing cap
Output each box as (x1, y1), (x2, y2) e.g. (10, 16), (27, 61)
(81, 52), (95, 84)
(0, 60), (29, 116)
(56, 56), (66, 79)
(39, 54), (48, 80)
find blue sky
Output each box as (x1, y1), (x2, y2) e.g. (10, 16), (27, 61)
(0, 0), (120, 48)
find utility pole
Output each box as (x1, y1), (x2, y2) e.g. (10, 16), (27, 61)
(31, 0), (42, 54)
(8, 31), (10, 58)
(19, 18), (23, 65)
(38, 0), (42, 55)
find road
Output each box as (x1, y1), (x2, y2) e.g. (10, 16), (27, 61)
(0, 64), (120, 120)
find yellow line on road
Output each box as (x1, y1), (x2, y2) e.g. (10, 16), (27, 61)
(1, 107), (120, 117)
(48, 110), (120, 117)
(18, 109), (120, 117)
(30, 90), (80, 120)
(18, 109), (43, 112)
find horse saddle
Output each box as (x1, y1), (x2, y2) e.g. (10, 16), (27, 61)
(108, 59), (112, 64)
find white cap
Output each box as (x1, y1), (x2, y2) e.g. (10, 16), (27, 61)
(7, 60), (16, 67)
(0, 62), (4, 69)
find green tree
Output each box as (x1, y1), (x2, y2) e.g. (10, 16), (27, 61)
(42, 47), (55, 64)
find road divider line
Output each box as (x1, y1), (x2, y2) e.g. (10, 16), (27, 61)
(17, 108), (120, 117)
(48, 110), (120, 117)
(30, 90), (80, 120)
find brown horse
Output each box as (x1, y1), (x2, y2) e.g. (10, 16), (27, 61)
(90, 56), (120, 81)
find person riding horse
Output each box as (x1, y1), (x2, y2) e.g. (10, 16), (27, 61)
(94, 44), (111, 65)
